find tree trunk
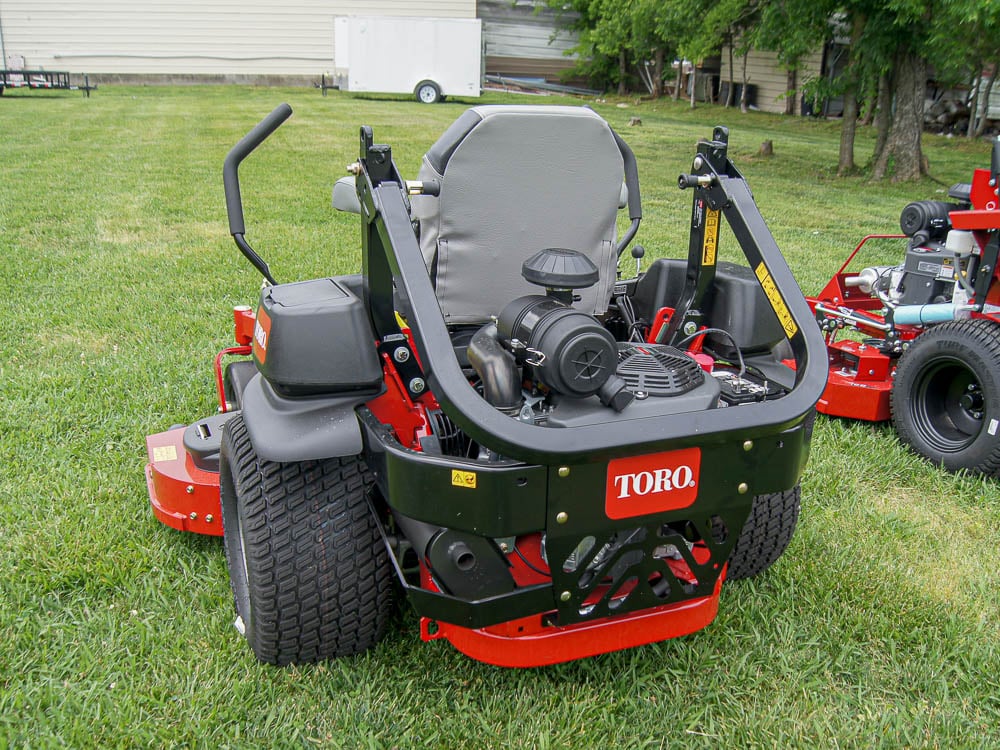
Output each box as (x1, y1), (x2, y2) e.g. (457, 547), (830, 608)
(976, 62), (998, 137)
(618, 49), (627, 96)
(785, 69), (796, 115)
(967, 65), (982, 138)
(837, 14), (866, 175)
(740, 49), (749, 113)
(652, 47), (664, 98)
(871, 71), (892, 169)
(725, 33), (734, 107)
(690, 66), (697, 108)
(859, 74), (878, 126)
(839, 87), (859, 175)
(673, 60), (681, 101)
(873, 49), (927, 181)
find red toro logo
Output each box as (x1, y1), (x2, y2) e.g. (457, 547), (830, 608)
(605, 447), (701, 519)
(252, 307), (271, 364)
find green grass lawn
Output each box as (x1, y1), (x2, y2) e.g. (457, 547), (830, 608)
(1, 85), (998, 748)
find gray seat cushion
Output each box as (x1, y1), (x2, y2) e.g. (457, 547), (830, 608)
(411, 105), (623, 325)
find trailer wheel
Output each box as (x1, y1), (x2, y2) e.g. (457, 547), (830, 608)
(891, 318), (1000, 476)
(724, 485), (800, 581)
(415, 80), (441, 104)
(219, 413), (393, 664)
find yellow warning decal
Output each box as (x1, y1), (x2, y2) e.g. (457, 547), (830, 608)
(153, 445), (178, 462)
(451, 469), (477, 489)
(755, 262), (799, 339)
(702, 209), (720, 266)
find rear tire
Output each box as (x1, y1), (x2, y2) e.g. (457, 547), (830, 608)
(219, 413), (392, 664)
(725, 486), (800, 581)
(891, 318), (1000, 477)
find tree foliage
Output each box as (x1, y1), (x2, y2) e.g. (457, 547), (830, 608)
(553, 0), (1000, 180)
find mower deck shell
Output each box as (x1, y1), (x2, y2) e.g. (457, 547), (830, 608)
(816, 339), (893, 421)
(145, 427), (223, 536)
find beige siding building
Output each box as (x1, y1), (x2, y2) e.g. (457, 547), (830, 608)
(478, 0), (578, 83)
(719, 46), (825, 114)
(0, 0), (475, 77)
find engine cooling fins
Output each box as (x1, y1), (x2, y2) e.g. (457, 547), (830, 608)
(616, 343), (705, 397)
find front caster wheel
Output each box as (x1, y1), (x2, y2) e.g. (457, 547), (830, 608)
(891, 318), (1000, 477)
(219, 413), (393, 664)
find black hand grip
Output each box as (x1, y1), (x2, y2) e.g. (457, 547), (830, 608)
(678, 174), (700, 189)
(224, 103), (293, 236)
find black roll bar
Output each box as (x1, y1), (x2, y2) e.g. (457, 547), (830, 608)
(356, 129), (828, 465)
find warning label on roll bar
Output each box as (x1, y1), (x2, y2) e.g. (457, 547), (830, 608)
(702, 208), (719, 266)
(755, 262), (798, 339)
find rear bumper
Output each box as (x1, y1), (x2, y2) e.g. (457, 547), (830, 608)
(362, 407), (811, 661)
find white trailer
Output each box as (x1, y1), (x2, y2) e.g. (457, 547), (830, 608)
(333, 16), (482, 104)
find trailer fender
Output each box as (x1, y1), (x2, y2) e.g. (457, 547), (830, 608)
(240, 373), (374, 462)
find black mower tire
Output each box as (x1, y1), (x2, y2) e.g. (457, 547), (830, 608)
(725, 485), (800, 581)
(891, 318), (1000, 477)
(219, 413), (393, 665)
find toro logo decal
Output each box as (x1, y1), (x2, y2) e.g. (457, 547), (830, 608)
(605, 447), (700, 519)
(252, 307), (272, 364)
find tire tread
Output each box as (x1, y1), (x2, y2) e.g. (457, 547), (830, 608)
(726, 486), (800, 581)
(220, 414), (392, 665)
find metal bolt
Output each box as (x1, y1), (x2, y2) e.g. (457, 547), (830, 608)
(556, 512), (569, 524)
(205, 514), (214, 523)
(393, 347), (410, 363)
(560, 590), (572, 602)
(499, 542), (509, 553)
(185, 485), (194, 495)
(346, 162), (361, 175)
(189, 512), (198, 520)
(743, 440), (753, 452)
(557, 466), (570, 478)
(683, 321), (698, 336)
(693, 156), (704, 170)
(737, 482), (749, 495)
(409, 377), (426, 394)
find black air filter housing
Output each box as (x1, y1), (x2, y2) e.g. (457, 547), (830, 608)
(899, 200), (959, 240)
(497, 295), (617, 399)
(616, 343), (705, 396)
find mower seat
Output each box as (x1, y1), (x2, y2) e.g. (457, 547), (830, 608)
(410, 106), (626, 325)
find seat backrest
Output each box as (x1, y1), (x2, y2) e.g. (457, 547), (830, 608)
(411, 105), (624, 325)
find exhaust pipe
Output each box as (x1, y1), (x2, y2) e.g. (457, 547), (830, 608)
(467, 323), (522, 415)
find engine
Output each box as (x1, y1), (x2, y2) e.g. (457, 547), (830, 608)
(848, 197), (978, 318)
(424, 249), (783, 458)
